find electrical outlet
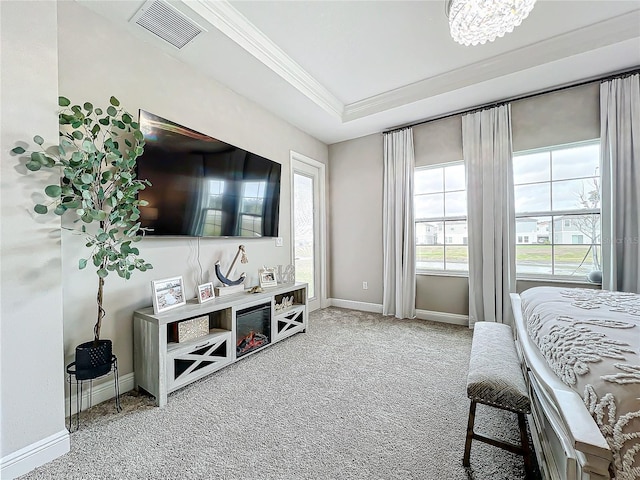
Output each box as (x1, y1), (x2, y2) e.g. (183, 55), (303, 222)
(362, 281), (368, 290)
(275, 237), (283, 247)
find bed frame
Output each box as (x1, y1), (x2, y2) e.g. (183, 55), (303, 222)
(509, 293), (613, 480)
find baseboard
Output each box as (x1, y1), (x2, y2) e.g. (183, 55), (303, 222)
(1, 429), (70, 480)
(416, 309), (469, 326)
(66, 372), (135, 416)
(328, 298), (383, 313)
(327, 300), (469, 326)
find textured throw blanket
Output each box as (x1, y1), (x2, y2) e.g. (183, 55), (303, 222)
(520, 287), (640, 480)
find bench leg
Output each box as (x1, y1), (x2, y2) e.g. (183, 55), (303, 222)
(518, 412), (533, 479)
(463, 400), (476, 467)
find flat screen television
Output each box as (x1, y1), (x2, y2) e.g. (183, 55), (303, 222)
(136, 110), (281, 237)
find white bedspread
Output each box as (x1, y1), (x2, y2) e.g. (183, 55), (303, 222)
(520, 287), (640, 480)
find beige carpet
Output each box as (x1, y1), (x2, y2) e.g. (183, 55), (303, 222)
(20, 307), (540, 479)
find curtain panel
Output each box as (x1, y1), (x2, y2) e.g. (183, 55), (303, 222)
(463, 104), (516, 327)
(601, 73), (640, 293)
(382, 128), (416, 319)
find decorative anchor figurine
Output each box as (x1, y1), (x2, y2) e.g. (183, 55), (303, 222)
(214, 245), (248, 286)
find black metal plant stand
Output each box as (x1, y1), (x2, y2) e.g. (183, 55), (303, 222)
(66, 355), (121, 432)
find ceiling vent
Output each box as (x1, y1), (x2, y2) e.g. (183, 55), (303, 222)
(131, 0), (206, 49)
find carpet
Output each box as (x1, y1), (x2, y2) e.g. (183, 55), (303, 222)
(20, 307), (540, 479)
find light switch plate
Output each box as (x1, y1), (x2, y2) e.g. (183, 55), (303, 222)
(275, 237), (283, 247)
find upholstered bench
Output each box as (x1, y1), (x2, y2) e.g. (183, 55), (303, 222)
(463, 321), (533, 478)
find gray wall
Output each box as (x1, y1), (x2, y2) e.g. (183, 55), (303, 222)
(1, 0), (68, 469)
(328, 134), (383, 302)
(328, 82), (602, 315)
(56, 1), (328, 389)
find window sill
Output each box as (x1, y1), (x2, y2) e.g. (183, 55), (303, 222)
(515, 275), (599, 286)
(416, 270), (468, 278)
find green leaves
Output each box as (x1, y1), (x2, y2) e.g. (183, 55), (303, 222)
(17, 95), (152, 283)
(34, 204), (48, 214)
(44, 184), (62, 197)
(25, 160), (42, 171)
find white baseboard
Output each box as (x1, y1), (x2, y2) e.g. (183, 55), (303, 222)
(327, 299), (469, 326)
(328, 298), (383, 313)
(416, 309), (469, 326)
(66, 372), (135, 416)
(1, 429), (70, 480)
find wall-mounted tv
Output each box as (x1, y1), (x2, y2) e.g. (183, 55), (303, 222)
(137, 110), (281, 238)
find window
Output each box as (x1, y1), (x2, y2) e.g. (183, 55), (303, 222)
(238, 181), (266, 236)
(202, 180), (225, 236)
(513, 141), (601, 278)
(414, 162), (467, 272)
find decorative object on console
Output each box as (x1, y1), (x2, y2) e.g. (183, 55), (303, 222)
(152, 276), (186, 314)
(214, 245), (247, 296)
(197, 282), (214, 304)
(176, 316), (209, 343)
(10, 95), (153, 380)
(275, 264), (295, 284)
(248, 286), (264, 294)
(445, 0), (536, 46)
(274, 296), (294, 312)
(259, 267), (278, 288)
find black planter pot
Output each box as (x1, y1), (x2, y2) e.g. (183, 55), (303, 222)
(74, 339), (113, 380)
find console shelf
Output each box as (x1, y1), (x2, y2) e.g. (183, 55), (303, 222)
(134, 283), (308, 406)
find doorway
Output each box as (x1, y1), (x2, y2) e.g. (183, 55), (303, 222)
(290, 152), (326, 312)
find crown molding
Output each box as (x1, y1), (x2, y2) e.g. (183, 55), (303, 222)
(175, 3), (638, 126)
(183, 0), (344, 120)
(343, 11), (640, 122)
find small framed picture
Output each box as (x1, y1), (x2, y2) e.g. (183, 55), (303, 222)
(152, 276), (186, 314)
(197, 282), (214, 304)
(259, 268), (278, 288)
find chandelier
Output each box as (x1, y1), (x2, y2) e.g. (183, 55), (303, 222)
(446, 0), (537, 46)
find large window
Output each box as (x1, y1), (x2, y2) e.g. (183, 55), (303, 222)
(513, 141), (601, 278)
(414, 162), (467, 272)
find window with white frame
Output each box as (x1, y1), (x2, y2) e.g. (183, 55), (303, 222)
(414, 162), (467, 272)
(513, 140), (601, 278)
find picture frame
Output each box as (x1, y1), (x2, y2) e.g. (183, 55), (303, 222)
(259, 268), (278, 288)
(152, 276), (186, 314)
(197, 282), (215, 304)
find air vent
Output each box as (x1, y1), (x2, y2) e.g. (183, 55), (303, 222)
(131, 0), (206, 49)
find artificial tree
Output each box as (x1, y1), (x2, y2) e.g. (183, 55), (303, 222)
(12, 96), (153, 371)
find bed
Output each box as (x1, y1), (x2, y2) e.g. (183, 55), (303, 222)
(510, 287), (639, 480)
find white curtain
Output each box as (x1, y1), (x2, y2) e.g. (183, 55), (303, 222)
(383, 128), (416, 319)
(601, 73), (640, 293)
(463, 104), (516, 327)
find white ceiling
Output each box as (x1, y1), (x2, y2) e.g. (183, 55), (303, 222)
(78, 0), (640, 144)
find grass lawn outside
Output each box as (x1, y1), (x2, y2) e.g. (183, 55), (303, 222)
(416, 244), (600, 276)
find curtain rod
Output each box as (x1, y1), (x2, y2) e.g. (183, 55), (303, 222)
(383, 67), (640, 135)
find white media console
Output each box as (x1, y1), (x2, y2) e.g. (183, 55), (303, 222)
(133, 283), (308, 406)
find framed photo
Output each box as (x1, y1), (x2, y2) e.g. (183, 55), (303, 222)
(259, 268), (278, 288)
(197, 282), (215, 304)
(152, 276), (186, 314)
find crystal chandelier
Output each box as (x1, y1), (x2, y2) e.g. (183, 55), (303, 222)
(446, 0), (537, 46)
